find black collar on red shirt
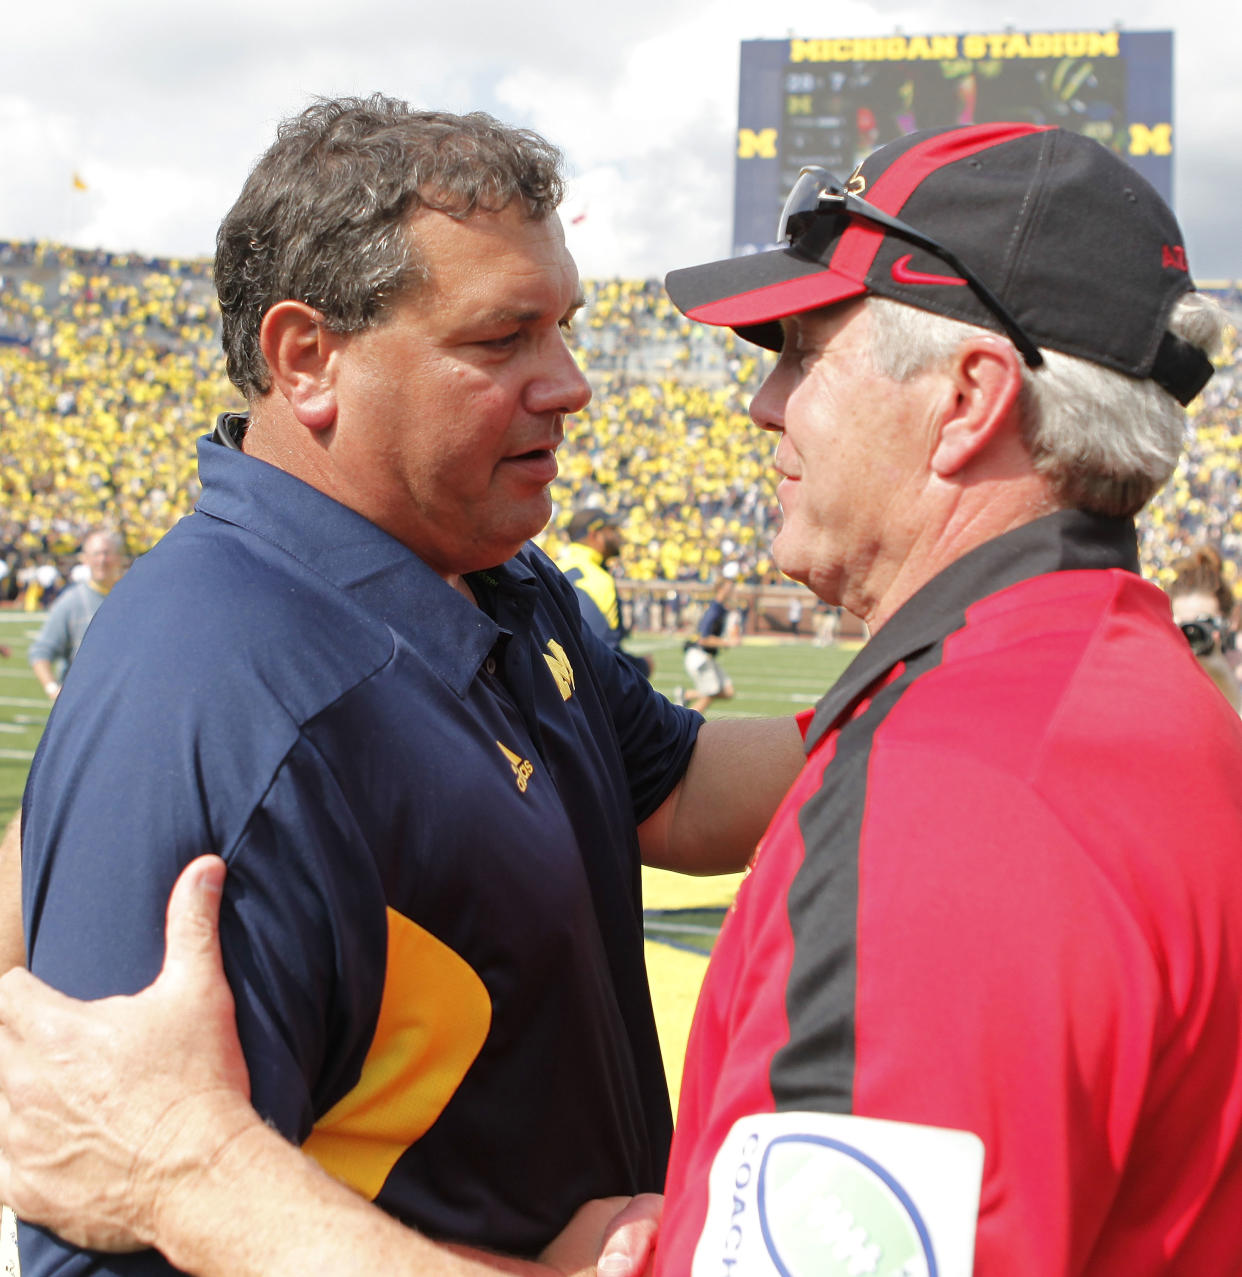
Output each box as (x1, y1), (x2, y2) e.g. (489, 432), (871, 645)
(805, 509), (1140, 751)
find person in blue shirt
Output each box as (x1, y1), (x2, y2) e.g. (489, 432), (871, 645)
(681, 577), (739, 713)
(11, 95), (801, 1277)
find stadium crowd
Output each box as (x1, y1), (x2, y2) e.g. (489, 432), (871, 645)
(2, 238), (1240, 610)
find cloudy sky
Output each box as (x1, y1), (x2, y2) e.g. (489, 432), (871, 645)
(0, 0), (1236, 281)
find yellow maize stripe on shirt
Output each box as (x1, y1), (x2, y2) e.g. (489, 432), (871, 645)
(303, 907), (492, 1199)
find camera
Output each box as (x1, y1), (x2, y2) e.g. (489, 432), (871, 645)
(1179, 616), (1225, 657)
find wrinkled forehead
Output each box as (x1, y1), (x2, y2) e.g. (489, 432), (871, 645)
(410, 204), (582, 311)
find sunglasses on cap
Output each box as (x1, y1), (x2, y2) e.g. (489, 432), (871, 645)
(776, 165), (1045, 370)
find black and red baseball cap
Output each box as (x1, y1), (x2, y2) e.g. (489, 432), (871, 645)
(665, 123), (1213, 405)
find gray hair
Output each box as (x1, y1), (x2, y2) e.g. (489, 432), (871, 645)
(866, 292), (1228, 517)
(215, 94), (566, 399)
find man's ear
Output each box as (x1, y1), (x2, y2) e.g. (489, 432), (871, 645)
(930, 337), (1025, 478)
(258, 301), (341, 432)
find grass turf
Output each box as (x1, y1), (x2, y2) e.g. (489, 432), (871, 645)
(0, 610), (50, 828)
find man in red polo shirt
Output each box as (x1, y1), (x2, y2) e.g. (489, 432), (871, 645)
(655, 122), (1242, 1276)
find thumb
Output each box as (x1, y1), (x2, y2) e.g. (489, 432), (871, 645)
(159, 855), (228, 990)
(597, 1192), (663, 1277)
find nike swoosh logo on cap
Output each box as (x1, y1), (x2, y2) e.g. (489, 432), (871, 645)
(890, 254), (967, 287)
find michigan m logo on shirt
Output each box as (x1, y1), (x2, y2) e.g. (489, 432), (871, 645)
(544, 639), (575, 701)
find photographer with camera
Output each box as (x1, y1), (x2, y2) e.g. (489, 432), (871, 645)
(1167, 545), (1242, 712)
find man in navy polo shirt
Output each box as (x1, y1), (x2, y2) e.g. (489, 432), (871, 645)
(7, 95), (800, 1277)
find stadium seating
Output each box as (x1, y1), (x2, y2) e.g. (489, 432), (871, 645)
(2, 239), (1240, 603)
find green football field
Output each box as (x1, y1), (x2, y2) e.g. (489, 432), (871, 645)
(0, 610), (50, 828)
(0, 613), (856, 1104)
(633, 628), (856, 720)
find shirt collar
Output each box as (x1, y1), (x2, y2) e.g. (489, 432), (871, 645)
(199, 414), (538, 694)
(805, 509), (1140, 751)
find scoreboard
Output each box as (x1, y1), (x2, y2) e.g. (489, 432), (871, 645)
(733, 29), (1175, 255)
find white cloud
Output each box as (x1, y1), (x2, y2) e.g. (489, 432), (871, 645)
(68, 163), (231, 262)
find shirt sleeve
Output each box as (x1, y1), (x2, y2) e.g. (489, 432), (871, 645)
(20, 726), (379, 1277)
(532, 546), (701, 825)
(567, 585), (700, 825)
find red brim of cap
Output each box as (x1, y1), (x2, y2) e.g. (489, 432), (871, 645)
(665, 246), (868, 349)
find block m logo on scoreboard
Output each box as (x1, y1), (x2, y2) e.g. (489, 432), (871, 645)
(738, 128), (778, 159)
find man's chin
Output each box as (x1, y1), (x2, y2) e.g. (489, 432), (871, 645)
(472, 513), (551, 570)
(770, 537), (808, 588)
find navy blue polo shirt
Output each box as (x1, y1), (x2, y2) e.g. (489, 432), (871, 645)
(21, 426), (699, 1273)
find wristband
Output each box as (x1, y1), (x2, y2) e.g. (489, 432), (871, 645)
(43, 680), (60, 696)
